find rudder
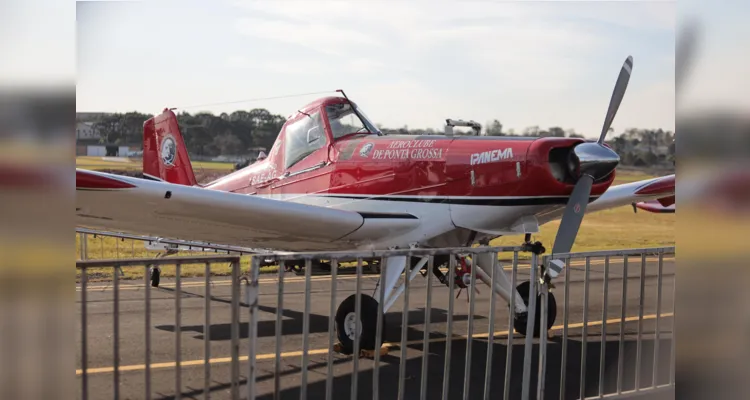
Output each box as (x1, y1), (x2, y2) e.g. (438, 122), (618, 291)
(143, 108), (198, 186)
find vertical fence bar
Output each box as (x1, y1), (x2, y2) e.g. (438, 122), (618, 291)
(462, 254), (478, 400)
(559, 258), (571, 400)
(599, 256), (610, 397)
(113, 264), (120, 400)
(373, 257), (388, 400)
(175, 263), (182, 400)
(635, 254), (646, 391)
(230, 260), (240, 400)
(483, 253), (498, 400)
(204, 263), (211, 400)
(81, 267), (88, 400)
(653, 252), (664, 388)
(420, 256), (434, 400)
(670, 263), (676, 385)
(144, 265), (152, 400)
(325, 259), (339, 400)
(353, 258), (363, 400)
(247, 257), (261, 400)
(580, 257), (591, 400)
(521, 253), (539, 400)
(81, 233), (88, 260)
(503, 252), (519, 400)
(397, 256), (410, 400)
(441, 256), (456, 400)
(537, 261), (548, 400)
(300, 259), (313, 400)
(274, 259), (285, 400)
(617, 256), (629, 395)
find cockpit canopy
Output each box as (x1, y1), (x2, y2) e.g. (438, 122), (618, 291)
(273, 96), (381, 170)
(325, 102), (380, 139)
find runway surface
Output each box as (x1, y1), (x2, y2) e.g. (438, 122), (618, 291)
(76, 257), (675, 400)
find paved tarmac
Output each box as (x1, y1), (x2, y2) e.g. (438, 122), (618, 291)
(76, 256), (675, 400)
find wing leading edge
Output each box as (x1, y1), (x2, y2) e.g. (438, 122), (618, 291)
(76, 169), (419, 251)
(536, 174), (675, 224)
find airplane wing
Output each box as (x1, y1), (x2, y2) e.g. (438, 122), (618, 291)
(536, 174), (675, 224)
(633, 199), (675, 213)
(76, 169), (420, 252)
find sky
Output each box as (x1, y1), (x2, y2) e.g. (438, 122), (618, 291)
(74, 0), (680, 137)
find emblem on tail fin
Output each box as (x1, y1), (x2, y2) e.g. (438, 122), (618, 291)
(160, 134), (177, 166)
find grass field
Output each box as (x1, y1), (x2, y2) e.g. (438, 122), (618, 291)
(76, 156), (236, 171)
(76, 169), (674, 282)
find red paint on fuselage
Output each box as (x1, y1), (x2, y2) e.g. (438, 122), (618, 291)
(206, 96), (615, 200)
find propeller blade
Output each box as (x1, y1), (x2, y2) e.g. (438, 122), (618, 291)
(676, 20), (699, 97)
(597, 56), (633, 144)
(551, 175), (594, 255)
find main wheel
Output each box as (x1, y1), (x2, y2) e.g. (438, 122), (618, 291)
(512, 281), (557, 337)
(334, 294), (386, 355)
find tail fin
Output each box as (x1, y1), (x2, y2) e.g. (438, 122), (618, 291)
(143, 108), (198, 186)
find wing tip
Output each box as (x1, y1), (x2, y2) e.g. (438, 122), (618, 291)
(76, 170), (136, 190)
(634, 174), (675, 196)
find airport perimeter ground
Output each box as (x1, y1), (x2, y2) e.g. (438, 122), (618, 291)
(76, 256), (675, 400)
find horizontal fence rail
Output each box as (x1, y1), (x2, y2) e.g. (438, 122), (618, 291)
(76, 238), (675, 400)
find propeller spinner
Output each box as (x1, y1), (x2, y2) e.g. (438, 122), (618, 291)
(546, 56), (633, 278)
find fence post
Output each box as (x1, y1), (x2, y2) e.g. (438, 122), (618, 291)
(521, 252), (539, 400)
(81, 233), (88, 260)
(247, 257), (261, 400)
(537, 256), (549, 400)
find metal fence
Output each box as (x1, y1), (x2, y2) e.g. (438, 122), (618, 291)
(538, 247), (676, 399)
(76, 244), (675, 400)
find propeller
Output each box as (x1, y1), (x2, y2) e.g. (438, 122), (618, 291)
(676, 20), (699, 98)
(546, 56), (633, 278)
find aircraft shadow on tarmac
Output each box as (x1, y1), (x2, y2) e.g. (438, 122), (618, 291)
(154, 287), (485, 341)
(152, 336), (674, 400)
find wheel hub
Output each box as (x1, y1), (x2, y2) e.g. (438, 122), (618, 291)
(343, 312), (359, 340)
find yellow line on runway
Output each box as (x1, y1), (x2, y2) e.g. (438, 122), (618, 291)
(75, 312), (673, 376)
(78, 256), (673, 292)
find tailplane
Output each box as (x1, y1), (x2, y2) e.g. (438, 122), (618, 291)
(143, 108), (198, 186)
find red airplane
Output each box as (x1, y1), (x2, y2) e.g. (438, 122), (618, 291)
(76, 56), (674, 352)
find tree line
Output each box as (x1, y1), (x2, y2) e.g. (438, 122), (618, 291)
(85, 110), (674, 167)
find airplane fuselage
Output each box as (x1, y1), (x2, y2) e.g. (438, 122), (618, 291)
(201, 97), (615, 250)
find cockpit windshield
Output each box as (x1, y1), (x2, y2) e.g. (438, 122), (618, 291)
(325, 103), (381, 139)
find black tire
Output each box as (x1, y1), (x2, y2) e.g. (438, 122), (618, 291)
(150, 267), (160, 287)
(512, 281), (557, 337)
(334, 294), (385, 354)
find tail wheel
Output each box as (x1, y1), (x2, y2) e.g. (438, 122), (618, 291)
(367, 260), (381, 274)
(150, 267), (160, 287)
(513, 280), (557, 337)
(334, 294), (386, 354)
